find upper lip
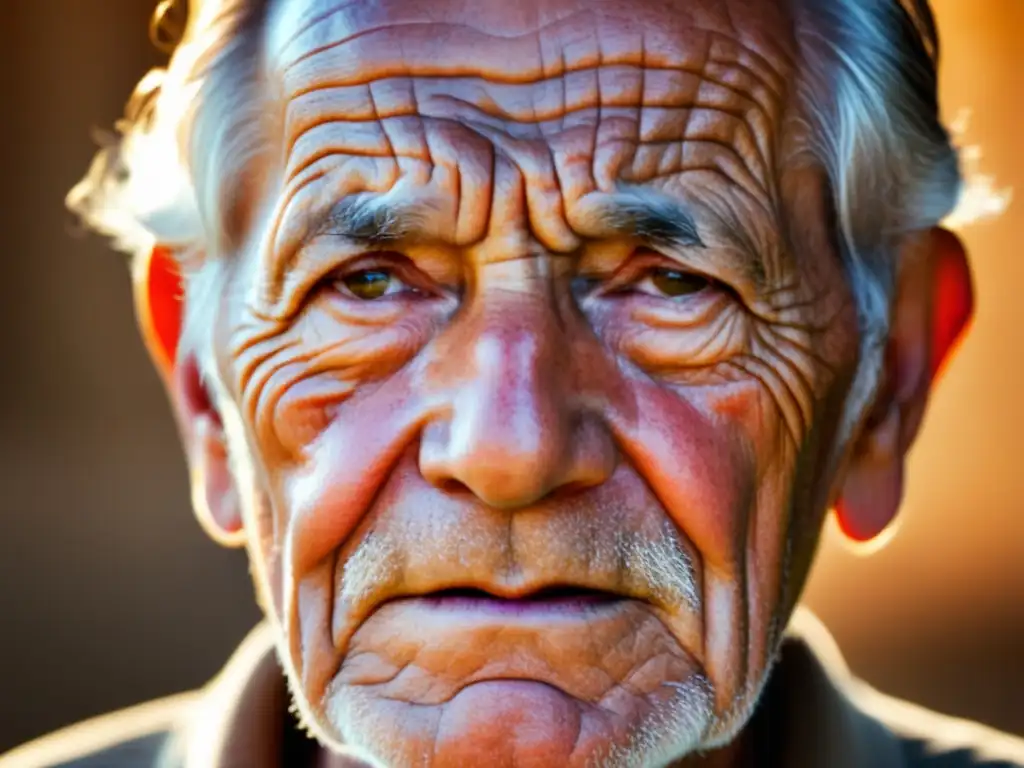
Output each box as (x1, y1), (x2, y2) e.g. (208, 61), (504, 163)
(354, 580), (644, 625)
(344, 577), (644, 627)
(408, 584), (626, 602)
(337, 580), (632, 647)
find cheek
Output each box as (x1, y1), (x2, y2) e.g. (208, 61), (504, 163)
(615, 376), (761, 572)
(583, 296), (780, 571)
(606, 311), (835, 590)
(222, 291), (455, 588)
(233, 295), (443, 462)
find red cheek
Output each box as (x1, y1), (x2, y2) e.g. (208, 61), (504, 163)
(618, 381), (754, 570)
(708, 385), (757, 424)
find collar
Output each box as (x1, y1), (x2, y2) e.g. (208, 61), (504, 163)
(764, 609), (905, 768)
(174, 623), (292, 768)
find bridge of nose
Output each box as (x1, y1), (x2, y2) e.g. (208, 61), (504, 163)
(416, 275), (618, 508)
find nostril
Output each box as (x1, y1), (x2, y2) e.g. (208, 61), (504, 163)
(437, 478), (473, 497)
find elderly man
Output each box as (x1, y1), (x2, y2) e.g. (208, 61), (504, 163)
(3, 0), (1022, 765)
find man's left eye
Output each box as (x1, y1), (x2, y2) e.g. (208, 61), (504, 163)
(337, 269), (408, 300)
(636, 268), (710, 299)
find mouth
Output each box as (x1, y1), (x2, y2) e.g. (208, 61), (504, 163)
(411, 585), (625, 616)
(336, 584), (692, 710)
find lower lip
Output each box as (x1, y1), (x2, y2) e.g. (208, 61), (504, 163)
(416, 593), (623, 617)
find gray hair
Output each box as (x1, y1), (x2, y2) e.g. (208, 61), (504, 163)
(792, 0), (963, 439)
(68, 0), (978, 383)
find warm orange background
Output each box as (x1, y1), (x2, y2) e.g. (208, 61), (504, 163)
(0, 0), (1020, 754)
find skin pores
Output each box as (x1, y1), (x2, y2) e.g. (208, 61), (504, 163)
(201, 0), (862, 764)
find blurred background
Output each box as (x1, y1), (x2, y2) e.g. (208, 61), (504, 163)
(0, 0), (1020, 755)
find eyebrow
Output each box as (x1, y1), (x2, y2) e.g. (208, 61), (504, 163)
(596, 192), (768, 288)
(596, 195), (706, 251)
(310, 196), (430, 246)
(310, 193), (707, 250)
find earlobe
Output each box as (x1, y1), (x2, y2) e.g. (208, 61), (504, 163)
(176, 356), (247, 548)
(133, 245), (245, 548)
(835, 226), (972, 544)
(834, 402), (904, 542)
(188, 401), (245, 548)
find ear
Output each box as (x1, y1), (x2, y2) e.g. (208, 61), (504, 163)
(835, 227), (974, 543)
(133, 246), (245, 548)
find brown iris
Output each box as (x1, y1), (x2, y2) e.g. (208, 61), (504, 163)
(651, 268), (708, 297)
(342, 269), (391, 300)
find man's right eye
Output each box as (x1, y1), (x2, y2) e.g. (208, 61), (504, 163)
(338, 269), (401, 300)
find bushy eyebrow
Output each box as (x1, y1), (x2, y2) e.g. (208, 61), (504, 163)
(311, 195), (431, 245)
(590, 191), (768, 289)
(307, 192), (707, 249)
(595, 196), (705, 251)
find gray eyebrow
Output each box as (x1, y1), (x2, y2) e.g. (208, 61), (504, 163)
(598, 195), (706, 250)
(596, 191), (770, 289)
(313, 192), (708, 251)
(312, 196), (428, 245)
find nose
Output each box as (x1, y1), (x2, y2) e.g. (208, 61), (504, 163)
(419, 304), (616, 509)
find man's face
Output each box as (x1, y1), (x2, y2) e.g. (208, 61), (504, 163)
(202, 0), (862, 763)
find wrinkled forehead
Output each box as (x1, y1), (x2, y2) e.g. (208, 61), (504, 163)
(246, 0), (802, 256)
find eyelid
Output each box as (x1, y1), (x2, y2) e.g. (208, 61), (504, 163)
(599, 248), (717, 293)
(633, 247), (720, 282)
(331, 250), (407, 274)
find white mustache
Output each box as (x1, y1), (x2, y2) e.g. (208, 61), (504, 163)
(338, 516), (700, 616)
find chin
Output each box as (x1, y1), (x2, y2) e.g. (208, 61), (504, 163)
(317, 674), (718, 768)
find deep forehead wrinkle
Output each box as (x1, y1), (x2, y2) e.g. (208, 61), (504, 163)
(277, 38), (789, 190)
(271, 7), (793, 93)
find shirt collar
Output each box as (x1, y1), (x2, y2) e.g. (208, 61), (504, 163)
(766, 609), (905, 768)
(175, 623), (292, 768)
